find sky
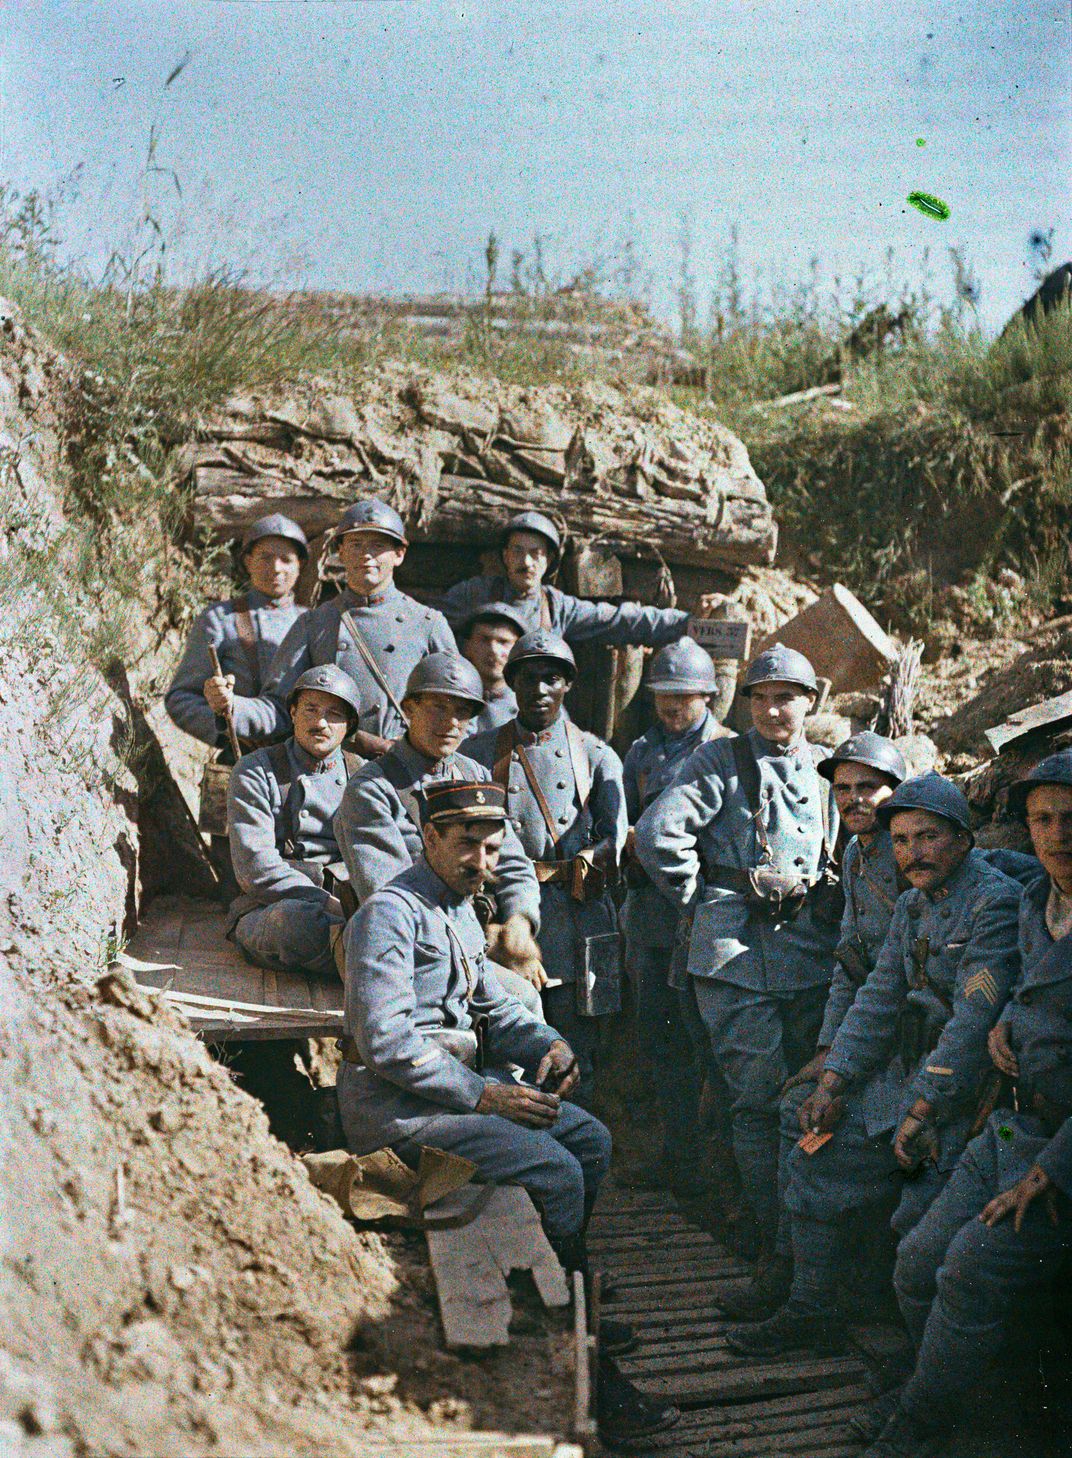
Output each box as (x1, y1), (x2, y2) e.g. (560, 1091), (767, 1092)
(1, 1), (1069, 334)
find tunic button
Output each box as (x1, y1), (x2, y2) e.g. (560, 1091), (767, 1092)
(396, 615), (405, 623)
(557, 781), (567, 789)
(555, 749), (565, 758)
(512, 752), (519, 762)
(795, 857), (805, 867)
(558, 815), (570, 825)
(512, 819), (523, 829)
(507, 785), (519, 794)
(384, 643), (396, 652)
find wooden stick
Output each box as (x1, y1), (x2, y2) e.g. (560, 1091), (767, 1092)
(208, 646), (243, 760)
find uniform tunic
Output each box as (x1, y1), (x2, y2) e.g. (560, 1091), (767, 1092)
(819, 829), (902, 1046)
(240, 582), (455, 744)
(440, 574), (689, 649)
(337, 857), (610, 1239)
(465, 686), (517, 740)
(165, 589), (305, 747)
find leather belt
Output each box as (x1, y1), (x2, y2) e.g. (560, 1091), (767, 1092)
(534, 859), (577, 886)
(338, 1030), (479, 1069)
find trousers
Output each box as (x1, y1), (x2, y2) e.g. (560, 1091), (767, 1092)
(542, 983), (600, 1109)
(233, 899), (342, 981)
(394, 1080), (612, 1241)
(633, 942), (702, 1166)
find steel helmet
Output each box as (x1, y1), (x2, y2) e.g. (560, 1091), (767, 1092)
(337, 498), (408, 546)
(1007, 749), (1072, 820)
(504, 629), (577, 686)
(287, 665), (363, 728)
(740, 643), (819, 698)
(500, 511), (562, 570)
(875, 771), (972, 834)
(647, 637), (720, 695)
(819, 731), (908, 785)
(456, 600), (529, 642)
(240, 513), (309, 561)
(403, 653), (486, 712)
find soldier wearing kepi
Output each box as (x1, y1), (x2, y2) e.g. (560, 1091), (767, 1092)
(166, 512), (309, 748)
(861, 752), (1072, 1458)
(454, 600), (527, 738)
(728, 772), (1022, 1361)
(226, 666), (363, 980)
(621, 638), (729, 1196)
(338, 780), (679, 1447)
(466, 631), (629, 1107)
(334, 652), (545, 1008)
(635, 644), (840, 1263)
(439, 510), (692, 649)
(251, 499), (455, 758)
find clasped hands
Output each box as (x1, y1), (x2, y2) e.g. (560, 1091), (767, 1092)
(475, 1040), (579, 1128)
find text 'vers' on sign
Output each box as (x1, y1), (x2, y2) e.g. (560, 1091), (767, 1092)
(688, 617), (751, 660)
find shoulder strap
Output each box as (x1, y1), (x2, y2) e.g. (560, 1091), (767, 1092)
(492, 723), (515, 789)
(565, 721), (592, 810)
(514, 740), (562, 852)
(340, 609), (410, 727)
(539, 588), (552, 631)
(265, 742), (297, 852)
(731, 733), (773, 862)
(233, 595), (261, 687)
(342, 750), (363, 778)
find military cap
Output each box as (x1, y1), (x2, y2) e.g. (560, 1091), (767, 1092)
(337, 498), (408, 546)
(419, 779), (508, 827)
(403, 652), (486, 711)
(240, 513), (309, 561)
(818, 731), (907, 785)
(876, 771), (972, 833)
(455, 600), (529, 642)
(740, 643), (819, 697)
(647, 637), (720, 695)
(287, 664), (363, 726)
(501, 510), (562, 570)
(1007, 749), (1072, 820)
(504, 629), (577, 686)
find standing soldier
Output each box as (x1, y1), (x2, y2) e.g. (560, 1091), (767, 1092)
(621, 638), (729, 1197)
(454, 601), (527, 737)
(729, 773), (1022, 1361)
(634, 645), (840, 1266)
(248, 499), (455, 757)
(165, 512), (309, 749)
(466, 631), (629, 1107)
(439, 510), (693, 649)
(226, 666), (363, 980)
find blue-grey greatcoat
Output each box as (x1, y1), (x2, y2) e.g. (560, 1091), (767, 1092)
(337, 857), (610, 1240)
(893, 868), (1072, 1428)
(226, 738), (353, 979)
(819, 829), (902, 1046)
(237, 583), (455, 744)
(165, 589), (305, 747)
(440, 575), (689, 650)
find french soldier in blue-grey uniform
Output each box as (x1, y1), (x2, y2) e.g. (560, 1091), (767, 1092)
(249, 499), (456, 759)
(226, 665), (364, 980)
(337, 778), (679, 1448)
(455, 600), (527, 738)
(466, 631), (629, 1108)
(728, 773), (1022, 1362)
(634, 644), (840, 1255)
(334, 652), (545, 1014)
(863, 753), (1072, 1458)
(439, 510), (693, 649)
(165, 512), (309, 748)
(621, 637), (730, 1194)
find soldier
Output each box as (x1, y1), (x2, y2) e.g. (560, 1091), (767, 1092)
(226, 665), (363, 980)
(861, 753), (1072, 1458)
(333, 652), (545, 1006)
(621, 638), (729, 1196)
(728, 773), (1022, 1360)
(454, 600), (527, 737)
(165, 512), (309, 748)
(248, 499), (455, 757)
(439, 510), (693, 649)
(634, 644), (840, 1263)
(466, 631), (629, 1107)
(338, 779), (679, 1446)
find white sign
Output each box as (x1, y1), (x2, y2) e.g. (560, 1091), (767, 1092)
(687, 617), (752, 660)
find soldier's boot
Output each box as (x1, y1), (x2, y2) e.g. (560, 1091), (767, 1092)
(596, 1356), (680, 1448)
(551, 1233), (636, 1357)
(861, 1406), (942, 1458)
(849, 1385), (905, 1443)
(713, 1249), (792, 1322)
(724, 1300), (845, 1358)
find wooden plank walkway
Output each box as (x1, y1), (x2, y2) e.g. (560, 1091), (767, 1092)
(588, 1186), (874, 1457)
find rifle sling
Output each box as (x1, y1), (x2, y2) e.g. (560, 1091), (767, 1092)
(233, 595), (261, 688)
(341, 609), (410, 727)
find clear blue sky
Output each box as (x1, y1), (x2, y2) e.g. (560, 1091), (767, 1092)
(2, 1), (1068, 333)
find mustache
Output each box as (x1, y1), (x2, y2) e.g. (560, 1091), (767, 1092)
(904, 862), (937, 875)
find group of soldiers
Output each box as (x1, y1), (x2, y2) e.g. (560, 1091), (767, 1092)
(165, 499), (1072, 1455)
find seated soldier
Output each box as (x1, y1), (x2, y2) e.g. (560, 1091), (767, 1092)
(727, 773), (1022, 1360)
(859, 752), (1072, 1458)
(165, 513), (308, 749)
(455, 600), (526, 737)
(439, 510), (694, 648)
(226, 666), (363, 980)
(338, 780), (678, 1446)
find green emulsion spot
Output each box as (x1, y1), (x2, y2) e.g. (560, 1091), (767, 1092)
(916, 137), (926, 147)
(907, 190), (951, 221)
(997, 1125), (1014, 1142)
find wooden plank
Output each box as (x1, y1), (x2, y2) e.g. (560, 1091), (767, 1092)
(652, 1421), (860, 1458)
(985, 689), (1072, 753)
(634, 1355), (865, 1407)
(688, 617), (752, 660)
(662, 1384), (871, 1430)
(600, 1262), (747, 1287)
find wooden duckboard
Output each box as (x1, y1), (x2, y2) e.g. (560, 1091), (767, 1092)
(124, 895), (344, 1041)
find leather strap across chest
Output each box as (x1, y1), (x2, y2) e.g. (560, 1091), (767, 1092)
(340, 609), (410, 727)
(493, 720), (592, 857)
(233, 595), (261, 687)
